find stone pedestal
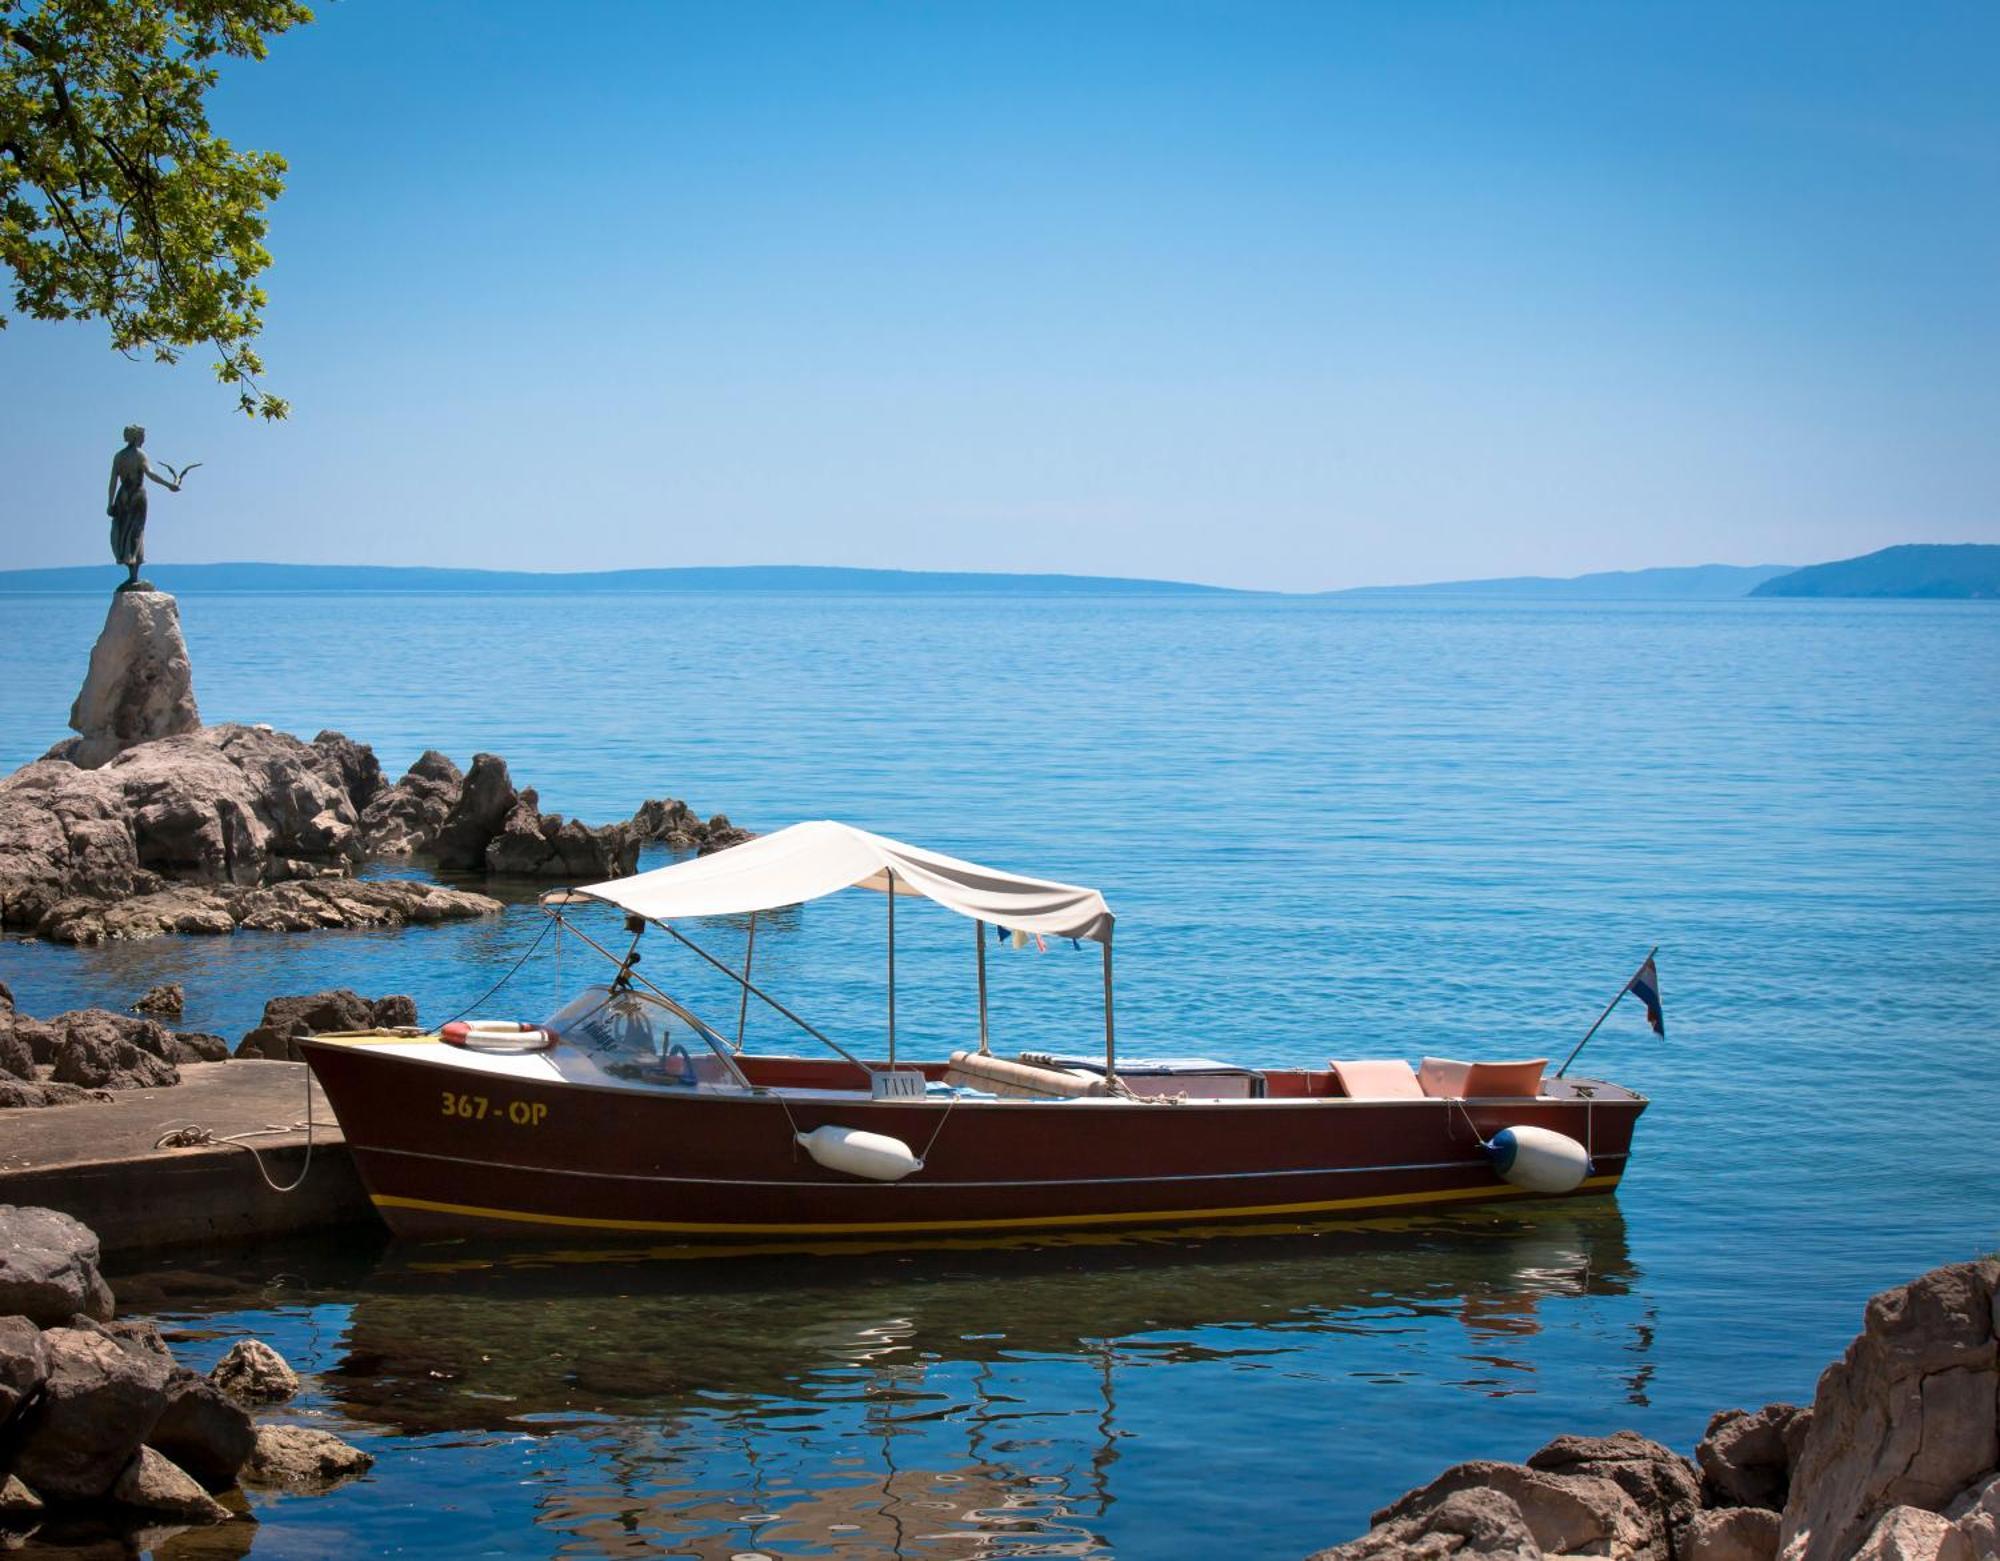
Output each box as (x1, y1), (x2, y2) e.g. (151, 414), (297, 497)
(64, 591), (200, 769)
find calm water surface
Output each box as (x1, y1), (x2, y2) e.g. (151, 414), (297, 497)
(0, 591), (1995, 1558)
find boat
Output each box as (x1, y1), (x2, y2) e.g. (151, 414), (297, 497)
(301, 820), (1649, 1243)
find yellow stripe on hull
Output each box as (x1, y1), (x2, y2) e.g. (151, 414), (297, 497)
(372, 1173), (1623, 1238)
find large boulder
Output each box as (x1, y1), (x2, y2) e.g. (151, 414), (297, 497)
(239, 1424), (371, 1491)
(1369, 1459), (1654, 1560)
(629, 797), (707, 849)
(431, 753), (517, 870)
(13, 1324), (173, 1499)
(66, 590), (200, 769)
(309, 730), (386, 813)
(1684, 1508), (1782, 1561)
(1526, 1430), (1701, 1542)
(699, 814), (753, 854)
(1945, 1474), (2000, 1556)
(1846, 1507), (1975, 1561)
(0, 1206), (115, 1324)
(209, 1338), (299, 1405)
(0, 1316), (49, 1422)
(1699, 1404), (1804, 1511)
(485, 788), (640, 878)
(355, 749), (462, 856)
(236, 990), (402, 1061)
(49, 1012), (180, 1091)
(1779, 1260), (2000, 1561)
(0, 761), (139, 929)
(1309, 1486), (1546, 1560)
(0, 1030), (33, 1082)
(110, 1445), (230, 1522)
(147, 1368), (255, 1491)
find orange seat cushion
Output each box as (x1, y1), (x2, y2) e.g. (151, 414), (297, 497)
(1460, 1059), (1549, 1098)
(1328, 1059), (1426, 1100)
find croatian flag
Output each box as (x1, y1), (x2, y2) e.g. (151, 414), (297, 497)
(1627, 956), (1665, 1036)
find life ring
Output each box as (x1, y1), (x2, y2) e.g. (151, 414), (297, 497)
(440, 1019), (555, 1053)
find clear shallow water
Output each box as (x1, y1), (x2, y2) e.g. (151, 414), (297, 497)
(1, 590), (1997, 1558)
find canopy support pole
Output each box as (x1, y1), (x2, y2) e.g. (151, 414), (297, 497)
(656, 921), (873, 1080)
(1102, 938), (1116, 1084)
(733, 911), (757, 1053)
(975, 919), (990, 1055)
(885, 868), (897, 1068)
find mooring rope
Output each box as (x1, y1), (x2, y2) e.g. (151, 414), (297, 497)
(153, 1064), (319, 1194)
(436, 914), (556, 1029)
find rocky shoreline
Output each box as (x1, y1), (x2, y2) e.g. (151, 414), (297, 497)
(1309, 1259), (2000, 1561)
(0, 589), (749, 943)
(0, 1203), (368, 1548)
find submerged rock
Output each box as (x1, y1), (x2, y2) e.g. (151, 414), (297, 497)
(209, 1339), (299, 1406)
(239, 1424), (371, 1491)
(65, 591), (201, 770)
(0, 1206), (115, 1324)
(131, 982), (184, 1018)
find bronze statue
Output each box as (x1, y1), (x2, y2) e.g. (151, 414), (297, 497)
(106, 425), (195, 591)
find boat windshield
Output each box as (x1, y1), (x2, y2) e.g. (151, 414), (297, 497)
(543, 984), (731, 1089)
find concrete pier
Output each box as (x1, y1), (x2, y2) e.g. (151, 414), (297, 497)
(0, 1061), (375, 1256)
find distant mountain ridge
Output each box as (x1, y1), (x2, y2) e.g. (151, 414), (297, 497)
(1750, 544), (1999, 600)
(0, 562), (1255, 596)
(1324, 563), (1795, 599)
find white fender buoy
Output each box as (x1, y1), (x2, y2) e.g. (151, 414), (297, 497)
(1485, 1125), (1591, 1193)
(796, 1124), (923, 1182)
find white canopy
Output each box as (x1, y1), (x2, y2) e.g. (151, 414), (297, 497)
(570, 820), (1116, 943)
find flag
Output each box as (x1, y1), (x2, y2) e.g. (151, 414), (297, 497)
(1627, 956), (1664, 1036)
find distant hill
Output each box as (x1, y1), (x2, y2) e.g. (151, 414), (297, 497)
(1325, 562), (1795, 600)
(1750, 544), (2000, 600)
(0, 562), (1254, 597)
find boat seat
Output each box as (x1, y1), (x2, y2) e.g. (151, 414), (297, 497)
(1328, 1059), (1425, 1100)
(1419, 1056), (1549, 1098)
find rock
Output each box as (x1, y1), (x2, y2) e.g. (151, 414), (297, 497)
(0, 981), (8, 1011)
(1526, 1430), (1701, 1542)
(432, 753), (517, 870)
(66, 591), (201, 769)
(1309, 1486), (1546, 1560)
(38, 1083), (112, 1108)
(210, 1338), (298, 1405)
(235, 989), (377, 1062)
(1946, 1474), (2000, 1558)
(355, 749), (462, 857)
(0, 1206), (115, 1324)
(1779, 1260), (2000, 1561)
(13, 1324), (172, 1499)
(8, 1016), (58, 1067)
(169, 1031), (231, 1063)
(369, 995), (418, 1030)
(1371, 1459), (1652, 1559)
(1699, 1404), (1804, 1510)
(1685, 1508), (1782, 1561)
(239, 1424), (371, 1491)
(699, 813), (753, 854)
(0, 760), (141, 929)
(146, 1368), (254, 1492)
(0, 1032), (33, 1083)
(0, 1316), (48, 1423)
(309, 730), (385, 812)
(0, 1474), (41, 1515)
(1848, 1507), (1975, 1561)
(40, 877), (500, 945)
(49, 1024), (179, 1091)
(111, 1445), (230, 1522)
(131, 982), (185, 1017)
(630, 797), (707, 848)
(485, 788), (640, 878)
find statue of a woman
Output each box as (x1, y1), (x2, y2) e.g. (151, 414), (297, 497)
(106, 425), (180, 590)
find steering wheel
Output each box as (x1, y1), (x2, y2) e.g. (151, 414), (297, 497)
(663, 1042), (698, 1087)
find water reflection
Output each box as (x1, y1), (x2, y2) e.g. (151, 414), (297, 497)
(113, 1201), (1645, 1559)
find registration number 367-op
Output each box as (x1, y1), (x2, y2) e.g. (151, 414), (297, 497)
(441, 1093), (549, 1127)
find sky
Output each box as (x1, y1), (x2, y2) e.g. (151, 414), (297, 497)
(3, 0), (1997, 591)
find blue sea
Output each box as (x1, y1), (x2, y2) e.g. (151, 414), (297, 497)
(0, 590), (1996, 1559)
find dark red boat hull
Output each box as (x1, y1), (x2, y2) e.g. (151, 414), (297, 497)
(303, 1041), (1646, 1243)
